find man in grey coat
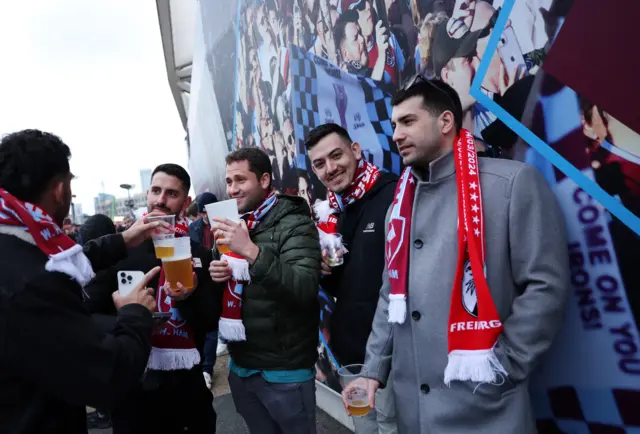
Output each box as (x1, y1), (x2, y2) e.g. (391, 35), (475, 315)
(342, 77), (570, 433)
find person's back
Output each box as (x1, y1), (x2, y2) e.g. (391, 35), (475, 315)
(0, 129), (161, 434)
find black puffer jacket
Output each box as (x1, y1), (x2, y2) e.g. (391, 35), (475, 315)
(321, 171), (398, 366)
(223, 195), (322, 370)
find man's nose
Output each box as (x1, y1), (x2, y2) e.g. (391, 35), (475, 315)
(326, 160), (338, 173)
(392, 127), (404, 144)
(228, 184), (240, 196)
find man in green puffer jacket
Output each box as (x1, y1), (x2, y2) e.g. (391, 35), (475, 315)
(208, 147), (321, 434)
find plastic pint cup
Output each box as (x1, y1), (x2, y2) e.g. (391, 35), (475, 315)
(205, 199), (239, 255)
(162, 237), (194, 291)
(147, 214), (176, 259)
(338, 364), (371, 417)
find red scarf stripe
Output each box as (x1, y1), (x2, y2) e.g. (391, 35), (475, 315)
(386, 129), (504, 380)
(150, 218), (196, 353)
(0, 189), (76, 256)
(327, 159), (380, 213)
(219, 192), (279, 342)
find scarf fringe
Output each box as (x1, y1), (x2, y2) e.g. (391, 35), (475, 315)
(222, 254), (251, 281)
(0, 225), (96, 287)
(146, 347), (201, 371)
(46, 244), (96, 287)
(443, 349), (507, 385)
(388, 294), (407, 324)
(219, 317), (246, 342)
(313, 200), (334, 223)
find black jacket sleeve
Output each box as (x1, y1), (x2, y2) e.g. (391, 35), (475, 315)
(4, 271), (153, 411)
(176, 244), (221, 333)
(82, 233), (128, 272)
(84, 267), (119, 316)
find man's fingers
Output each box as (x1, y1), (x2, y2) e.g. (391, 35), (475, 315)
(138, 267), (161, 289)
(341, 392), (352, 416)
(368, 381), (377, 409)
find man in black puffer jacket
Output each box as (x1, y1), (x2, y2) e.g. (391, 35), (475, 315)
(209, 148), (321, 434)
(305, 123), (398, 434)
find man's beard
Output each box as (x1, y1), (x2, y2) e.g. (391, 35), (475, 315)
(240, 191), (268, 214)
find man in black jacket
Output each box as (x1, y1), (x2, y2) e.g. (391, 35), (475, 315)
(305, 123), (399, 433)
(0, 129), (165, 434)
(85, 164), (221, 434)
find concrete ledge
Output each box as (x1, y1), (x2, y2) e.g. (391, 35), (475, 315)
(315, 381), (355, 432)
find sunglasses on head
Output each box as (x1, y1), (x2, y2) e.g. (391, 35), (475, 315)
(400, 74), (457, 110)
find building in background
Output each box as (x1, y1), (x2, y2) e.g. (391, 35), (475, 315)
(68, 203), (84, 225)
(140, 168), (152, 192)
(115, 193), (147, 217)
(94, 193), (117, 219)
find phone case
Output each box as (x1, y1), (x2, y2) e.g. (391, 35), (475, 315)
(117, 271), (145, 297)
(497, 26), (527, 80)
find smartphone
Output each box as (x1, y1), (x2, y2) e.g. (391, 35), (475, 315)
(497, 26), (527, 81)
(117, 271), (145, 297)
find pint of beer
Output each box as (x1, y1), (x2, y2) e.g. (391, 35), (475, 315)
(205, 199), (239, 256)
(154, 238), (175, 259)
(338, 364), (371, 417)
(148, 214), (176, 259)
(345, 387), (371, 417)
(162, 237), (194, 291)
(215, 234), (232, 255)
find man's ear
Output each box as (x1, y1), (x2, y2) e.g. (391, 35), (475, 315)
(52, 180), (65, 205)
(440, 111), (456, 136)
(351, 141), (362, 160)
(260, 172), (272, 190)
(182, 196), (193, 214)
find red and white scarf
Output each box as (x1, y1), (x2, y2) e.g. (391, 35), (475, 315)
(148, 215), (200, 371)
(386, 129), (506, 384)
(218, 192), (278, 342)
(0, 188), (95, 286)
(314, 159), (380, 241)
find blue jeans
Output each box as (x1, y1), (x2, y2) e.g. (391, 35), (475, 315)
(202, 330), (218, 375)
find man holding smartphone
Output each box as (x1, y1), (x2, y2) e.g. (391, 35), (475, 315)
(85, 164), (221, 434)
(0, 130), (168, 434)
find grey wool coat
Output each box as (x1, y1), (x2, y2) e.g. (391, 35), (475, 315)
(363, 151), (571, 434)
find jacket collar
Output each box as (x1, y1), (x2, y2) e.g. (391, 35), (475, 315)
(411, 149), (455, 183)
(0, 224), (36, 246)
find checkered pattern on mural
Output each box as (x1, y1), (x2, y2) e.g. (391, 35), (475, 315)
(358, 76), (401, 175)
(290, 46), (319, 172)
(533, 386), (640, 433)
(289, 46), (401, 176)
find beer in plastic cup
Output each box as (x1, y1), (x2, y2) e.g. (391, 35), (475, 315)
(147, 214), (176, 259)
(205, 199), (239, 255)
(162, 237), (194, 291)
(338, 364), (371, 417)
(325, 234), (345, 267)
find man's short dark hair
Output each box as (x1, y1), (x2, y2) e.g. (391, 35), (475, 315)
(392, 78), (464, 133)
(152, 164), (191, 194)
(225, 147), (273, 184)
(333, 9), (359, 51)
(304, 123), (352, 151)
(0, 129), (71, 203)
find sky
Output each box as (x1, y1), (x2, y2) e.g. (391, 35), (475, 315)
(0, 0), (189, 215)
